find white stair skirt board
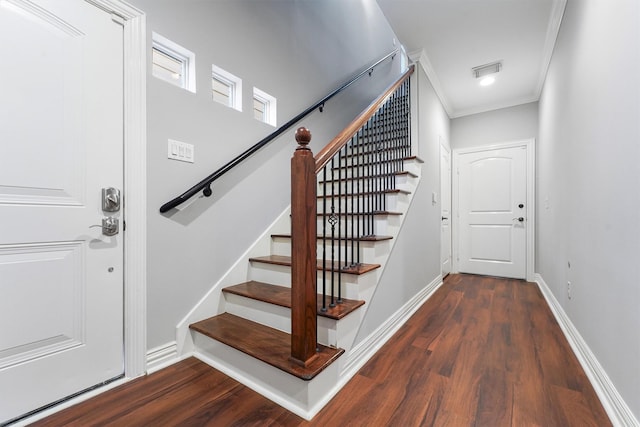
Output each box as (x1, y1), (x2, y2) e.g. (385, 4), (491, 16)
(535, 274), (639, 427)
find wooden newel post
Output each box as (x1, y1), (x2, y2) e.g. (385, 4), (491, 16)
(290, 127), (318, 366)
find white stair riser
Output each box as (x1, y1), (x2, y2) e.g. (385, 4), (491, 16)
(315, 214), (402, 236)
(318, 173), (415, 194)
(325, 164), (415, 180)
(271, 237), (392, 267)
(339, 157), (420, 174)
(318, 311), (361, 351)
(271, 237), (376, 258)
(316, 192), (405, 212)
(224, 293), (360, 349)
(247, 262), (373, 300)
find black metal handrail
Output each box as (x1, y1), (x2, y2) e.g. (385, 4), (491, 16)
(159, 49), (399, 213)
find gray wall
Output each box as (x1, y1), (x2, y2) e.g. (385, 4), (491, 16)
(355, 64), (450, 343)
(537, 0), (640, 418)
(130, 0), (403, 349)
(451, 102), (538, 149)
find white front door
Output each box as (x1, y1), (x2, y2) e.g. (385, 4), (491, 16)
(456, 145), (527, 279)
(440, 142), (452, 277)
(0, 0), (124, 422)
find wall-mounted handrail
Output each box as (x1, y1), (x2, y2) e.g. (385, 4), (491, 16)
(159, 49), (399, 213)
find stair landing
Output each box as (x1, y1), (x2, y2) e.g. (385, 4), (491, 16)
(190, 313), (344, 380)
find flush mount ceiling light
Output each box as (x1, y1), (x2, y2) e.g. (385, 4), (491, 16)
(472, 61), (502, 86)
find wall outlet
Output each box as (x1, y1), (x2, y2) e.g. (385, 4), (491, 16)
(567, 281), (572, 300)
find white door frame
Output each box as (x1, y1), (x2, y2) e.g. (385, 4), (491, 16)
(439, 139), (451, 277)
(90, 0), (147, 378)
(452, 139), (535, 281)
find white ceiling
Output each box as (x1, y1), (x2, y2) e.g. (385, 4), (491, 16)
(377, 0), (567, 118)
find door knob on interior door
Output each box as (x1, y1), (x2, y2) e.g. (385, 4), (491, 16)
(442, 216), (448, 220)
(512, 217), (525, 222)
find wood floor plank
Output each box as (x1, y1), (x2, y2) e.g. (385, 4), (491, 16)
(33, 274), (613, 427)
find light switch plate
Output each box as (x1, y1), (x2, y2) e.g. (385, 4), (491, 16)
(168, 139), (194, 163)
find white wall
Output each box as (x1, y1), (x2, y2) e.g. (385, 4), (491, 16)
(354, 64), (450, 342)
(537, 0), (640, 419)
(129, 0), (403, 350)
(451, 102), (538, 149)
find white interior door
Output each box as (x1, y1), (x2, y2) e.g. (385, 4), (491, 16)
(440, 143), (452, 277)
(456, 145), (527, 279)
(0, 0), (124, 422)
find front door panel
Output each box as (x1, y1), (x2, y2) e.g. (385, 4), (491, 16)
(0, 0), (124, 421)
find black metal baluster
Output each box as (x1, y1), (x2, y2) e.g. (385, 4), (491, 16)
(371, 110), (384, 217)
(367, 117), (374, 238)
(321, 167), (327, 312)
(338, 146), (344, 303)
(407, 79), (412, 158)
(355, 127), (362, 266)
(383, 97), (390, 211)
(405, 80), (410, 158)
(329, 158), (337, 308)
(351, 135), (362, 265)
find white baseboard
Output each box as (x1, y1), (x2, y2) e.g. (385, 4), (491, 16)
(535, 274), (639, 427)
(146, 341), (181, 374)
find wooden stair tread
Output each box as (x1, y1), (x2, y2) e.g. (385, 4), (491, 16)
(318, 170), (418, 184)
(340, 147), (411, 158)
(317, 210), (402, 216)
(190, 313), (344, 380)
(331, 156), (424, 170)
(317, 188), (411, 198)
(405, 155), (425, 163)
(249, 255), (380, 275)
(271, 234), (393, 242)
(223, 281), (365, 320)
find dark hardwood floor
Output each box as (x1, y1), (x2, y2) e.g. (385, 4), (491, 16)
(32, 274), (612, 426)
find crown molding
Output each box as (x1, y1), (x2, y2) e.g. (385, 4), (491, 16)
(535, 0), (567, 98)
(409, 48), (453, 118)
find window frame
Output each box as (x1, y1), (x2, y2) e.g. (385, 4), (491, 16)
(212, 65), (242, 112)
(151, 32), (196, 93)
(253, 87), (277, 126)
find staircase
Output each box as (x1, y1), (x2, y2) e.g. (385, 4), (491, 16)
(178, 67), (420, 419)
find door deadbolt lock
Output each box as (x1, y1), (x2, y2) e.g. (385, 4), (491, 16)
(90, 217), (119, 236)
(102, 187), (121, 212)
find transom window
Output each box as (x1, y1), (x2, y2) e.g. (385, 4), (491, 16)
(151, 33), (196, 93)
(212, 65), (242, 112)
(253, 87), (277, 126)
